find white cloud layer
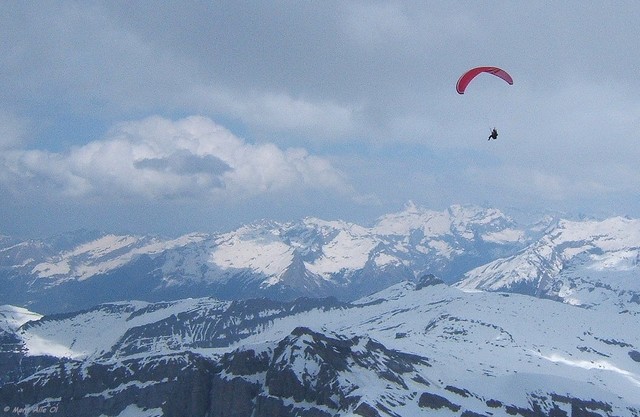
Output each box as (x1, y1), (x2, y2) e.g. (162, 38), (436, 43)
(0, 116), (353, 201)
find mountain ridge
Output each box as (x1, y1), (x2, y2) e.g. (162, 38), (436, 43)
(457, 215), (640, 313)
(2, 203), (639, 315)
(1, 279), (639, 416)
(1, 204), (536, 313)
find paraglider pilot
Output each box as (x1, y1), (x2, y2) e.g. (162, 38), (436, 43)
(488, 128), (498, 140)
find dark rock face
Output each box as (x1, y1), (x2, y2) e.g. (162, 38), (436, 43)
(418, 392), (461, 412)
(354, 402), (381, 417)
(415, 274), (445, 290)
(208, 375), (260, 417)
(0, 326), (432, 417)
(206, 327), (431, 417)
(0, 353), (214, 417)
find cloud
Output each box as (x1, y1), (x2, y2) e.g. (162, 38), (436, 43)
(191, 87), (361, 141)
(0, 116), (354, 201)
(134, 151), (231, 177)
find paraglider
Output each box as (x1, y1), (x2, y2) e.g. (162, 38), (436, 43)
(457, 66), (513, 141)
(456, 66), (513, 95)
(488, 128), (498, 140)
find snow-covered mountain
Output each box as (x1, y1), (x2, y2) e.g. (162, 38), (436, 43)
(0, 204), (532, 313)
(1, 278), (639, 416)
(2, 205), (640, 416)
(457, 216), (640, 313)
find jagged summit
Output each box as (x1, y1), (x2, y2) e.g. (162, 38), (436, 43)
(372, 203), (517, 236)
(415, 273), (445, 290)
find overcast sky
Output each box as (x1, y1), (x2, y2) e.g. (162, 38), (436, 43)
(2, 1), (640, 237)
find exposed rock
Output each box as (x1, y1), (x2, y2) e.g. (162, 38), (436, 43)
(354, 402), (381, 417)
(415, 274), (445, 290)
(418, 392), (461, 412)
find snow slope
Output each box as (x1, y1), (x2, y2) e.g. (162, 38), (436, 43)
(31, 233), (208, 282)
(0, 305), (42, 334)
(457, 217), (640, 312)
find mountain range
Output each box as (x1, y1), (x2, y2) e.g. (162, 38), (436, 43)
(1, 203), (540, 314)
(1, 203), (640, 416)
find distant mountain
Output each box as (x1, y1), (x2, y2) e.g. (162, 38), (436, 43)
(1, 281), (638, 416)
(457, 216), (640, 313)
(0, 204), (533, 313)
(3, 204), (639, 316)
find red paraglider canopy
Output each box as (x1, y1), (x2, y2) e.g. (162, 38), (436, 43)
(456, 67), (513, 94)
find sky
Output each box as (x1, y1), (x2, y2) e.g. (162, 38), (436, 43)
(2, 1), (640, 237)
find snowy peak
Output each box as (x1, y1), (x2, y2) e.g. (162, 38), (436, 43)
(372, 204), (526, 262)
(458, 216), (640, 311)
(0, 305), (42, 334)
(208, 218), (377, 290)
(211, 226), (295, 279)
(550, 216), (640, 260)
(158, 204), (528, 295)
(373, 203), (520, 238)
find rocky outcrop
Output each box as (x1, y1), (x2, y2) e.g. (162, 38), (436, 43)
(415, 273), (444, 290)
(0, 327), (434, 417)
(0, 353), (214, 417)
(206, 327), (431, 417)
